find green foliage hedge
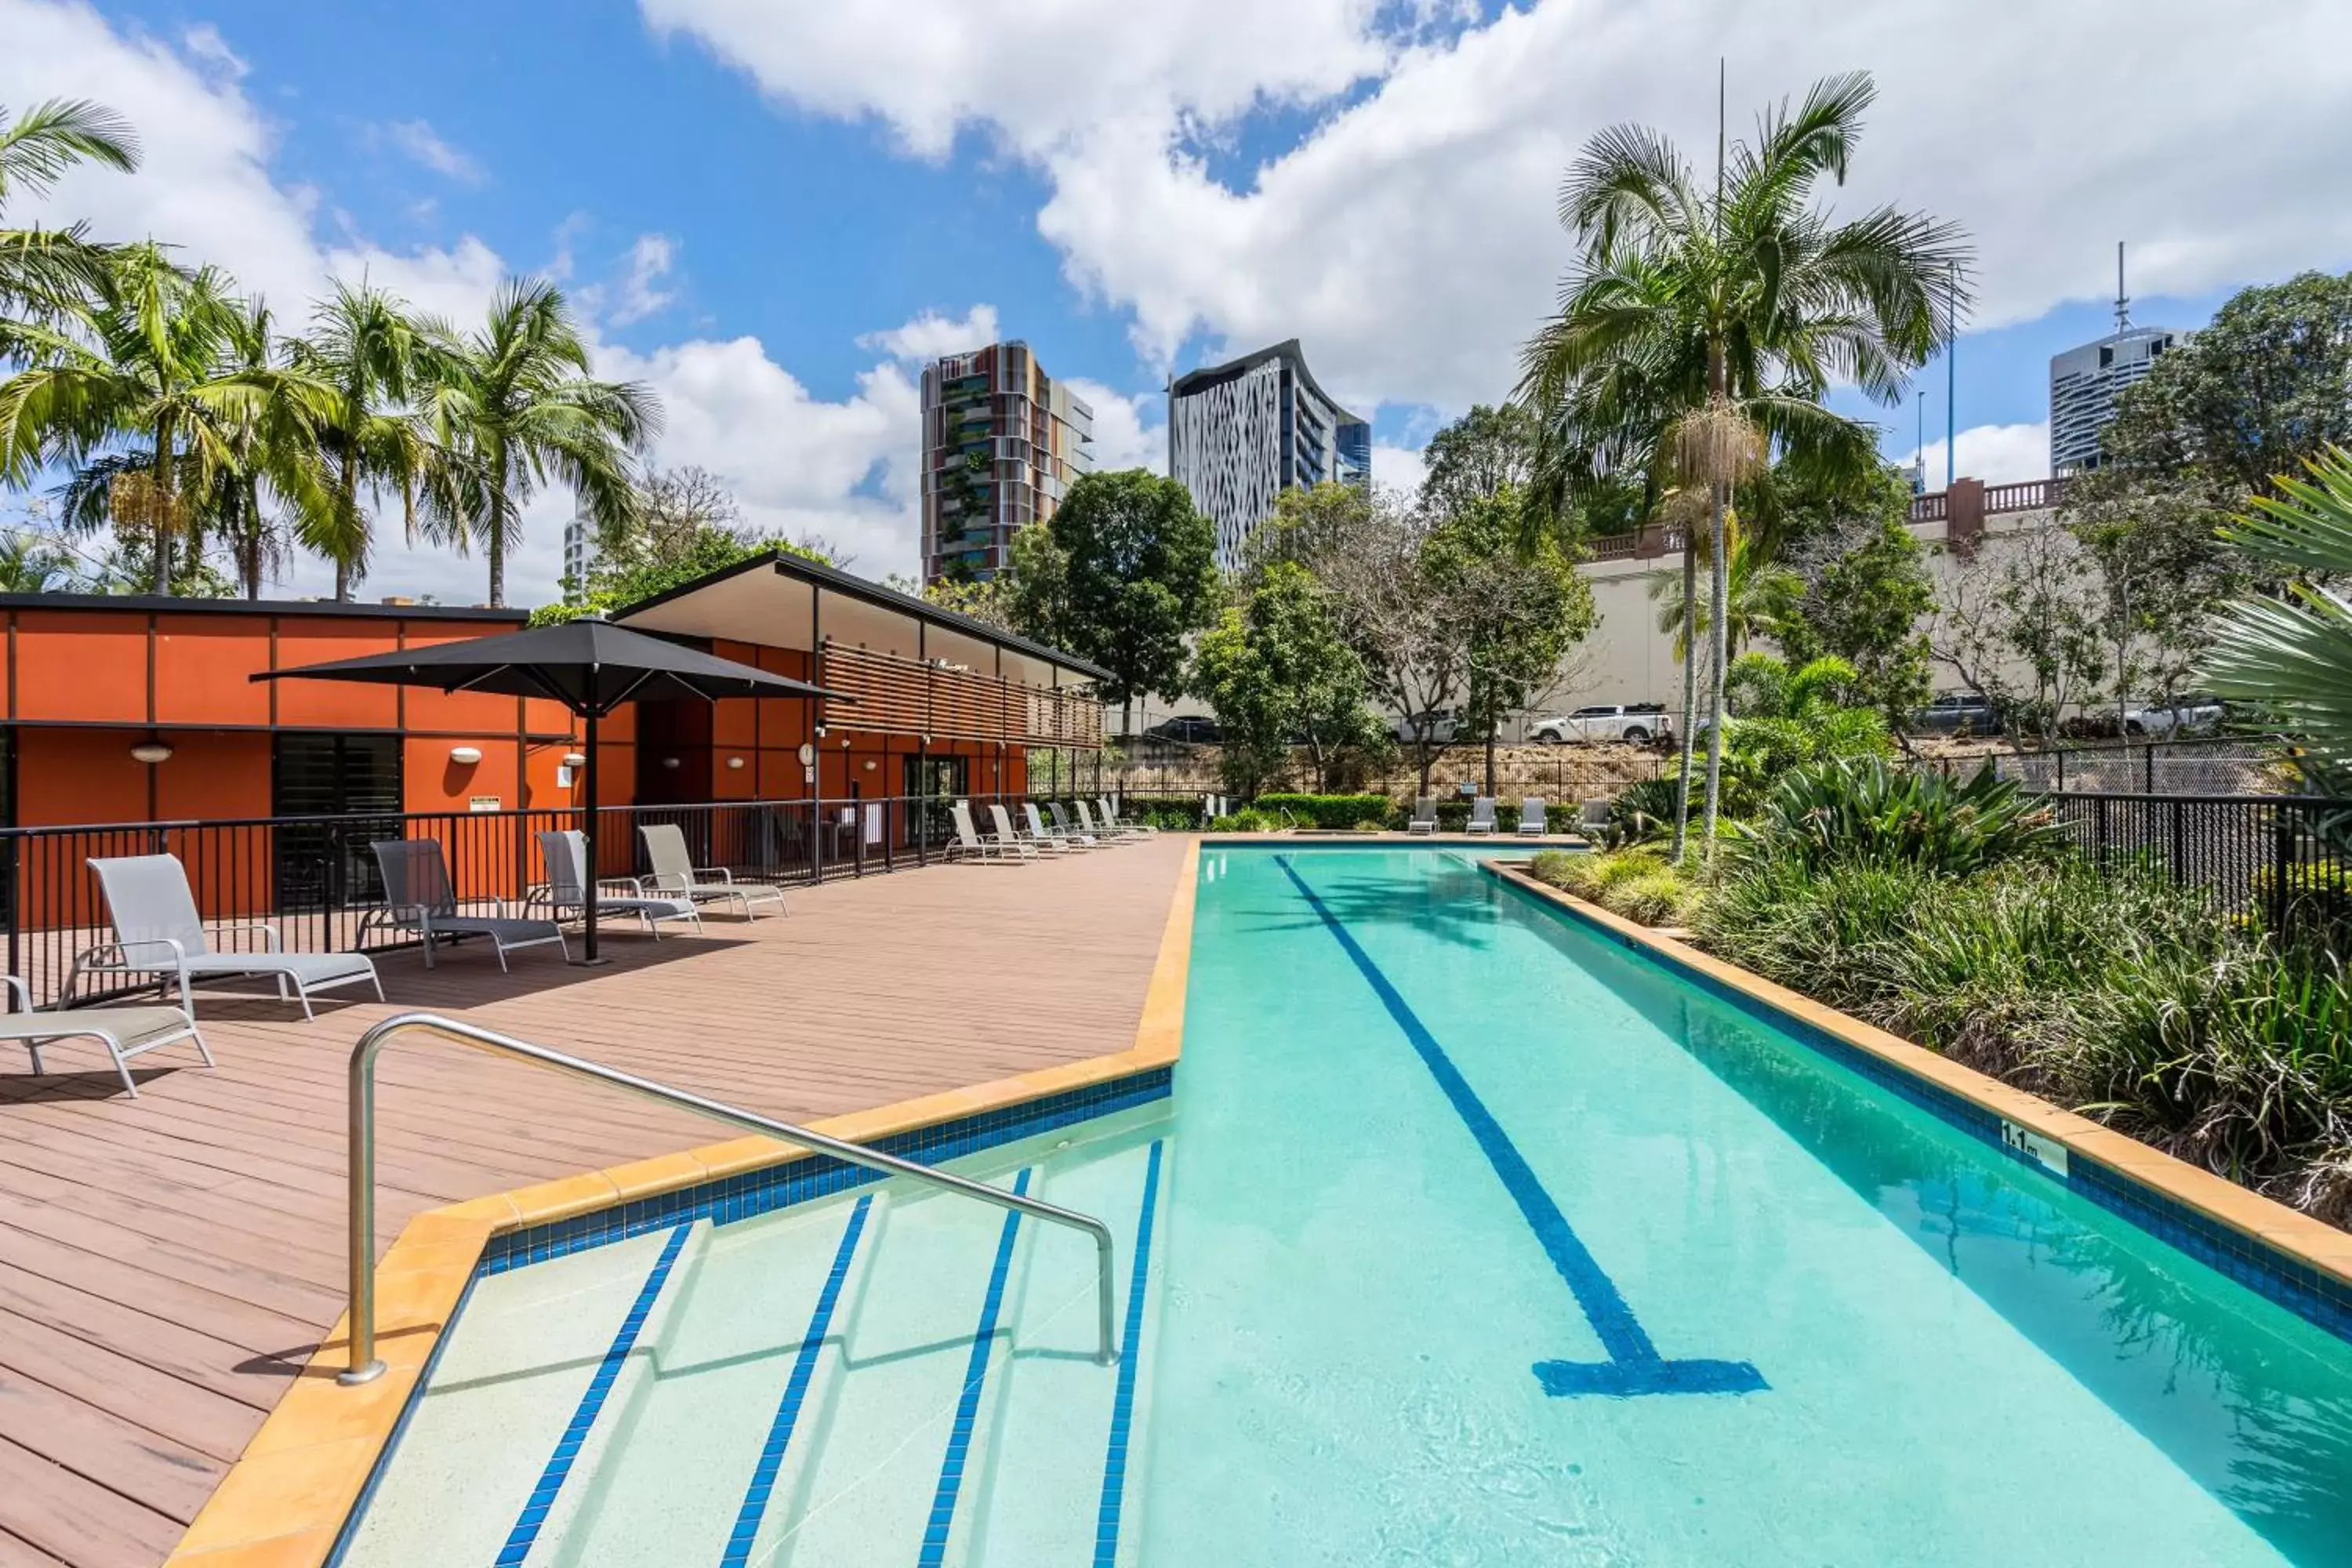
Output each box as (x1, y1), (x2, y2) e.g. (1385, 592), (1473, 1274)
(1255, 793), (1394, 829)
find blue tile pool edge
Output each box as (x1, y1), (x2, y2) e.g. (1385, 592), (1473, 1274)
(480, 1064), (1172, 1272)
(325, 1066), (1174, 1565)
(1479, 859), (2352, 1348)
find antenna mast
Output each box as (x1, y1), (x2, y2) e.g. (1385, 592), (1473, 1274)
(2114, 240), (2131, 332)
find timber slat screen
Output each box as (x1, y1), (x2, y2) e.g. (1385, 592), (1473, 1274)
(818, 641), (1103, 748)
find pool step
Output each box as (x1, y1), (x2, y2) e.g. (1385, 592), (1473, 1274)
(347, 1108), (1169, 1567)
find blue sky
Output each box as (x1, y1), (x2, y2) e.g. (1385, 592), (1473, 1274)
(9, 0), (2350, 601)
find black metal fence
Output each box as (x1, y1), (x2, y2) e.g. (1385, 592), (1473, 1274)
(0, 789), (1123, 1007)
(1918, 736), (2291, 797)
(2042, 790), (2352, 938)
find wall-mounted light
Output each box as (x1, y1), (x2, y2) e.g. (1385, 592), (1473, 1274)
(661, 757), (681, 770)
(448, 746), (483, 765)
(561, 752), (586, 768)
(727, 756), (746, 771)
(862, 759), (877, 771)
(129, 741), (173, 764)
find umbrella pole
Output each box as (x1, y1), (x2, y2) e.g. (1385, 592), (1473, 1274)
(583, 709), (601, 964)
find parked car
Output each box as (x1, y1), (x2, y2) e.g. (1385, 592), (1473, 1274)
(1391, 707), (1495, 745)
(1529, 703), (1671, 745)
(1909, 693), (2003, 736)
(2122, 693), (2227, 738)
(1140, 714), (1221, 745)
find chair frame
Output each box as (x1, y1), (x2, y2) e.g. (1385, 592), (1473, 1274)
(0, 975), (211, 1098)
(639, 823), (788, 920)
(1406, 797), (1439, 835)
(1465, 797), (1498, 836)
(1515, 797), (1549, 837)
(531, 831), (703, 938)
(366, 840), (570, 971)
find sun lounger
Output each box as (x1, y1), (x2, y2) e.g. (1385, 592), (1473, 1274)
(69, 854), (383, 1018)
(1516, 797), (1548, 836)
(1406, 797), (1439, 834)
(640, 822), (787, 920)
(533, 830), (702, 938)
(1098, 796), (1156, 837)
(0, 975), (209, 1098)
(1024, 802), (1086, 851)
(1076, 800), (1136, 841)
(1049, 802), (1102, 846)
(985, 804), (1042, 859)
(370, 839), (569, 971)
(1465, 797), (1497, 835)
(953, 801), (1029, 862)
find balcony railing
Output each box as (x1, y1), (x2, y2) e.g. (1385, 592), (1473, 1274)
(0, 791), (1118, 1008)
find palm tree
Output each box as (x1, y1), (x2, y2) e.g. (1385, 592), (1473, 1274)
(0, 99), (139, 356)
(1650, 528), (1801, 660)
(1519, 71), (1969, 858)
(0, 528), (80, 592)
(415, 280), (655, 607)
(2201, 446), (2352, 796)
(293, 281), (431, 600)
(1, 247), (334, 593)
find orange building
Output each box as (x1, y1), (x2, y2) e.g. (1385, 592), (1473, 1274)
(0, 550), (1105, 836)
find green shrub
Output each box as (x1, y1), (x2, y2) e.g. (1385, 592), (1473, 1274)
(1697, 848), (2352, 1222)
(1352, 818), (1389, 832)
(1528, 848), (1598, 896)
(1600, 869), (1694, 927)
(1255, 793), (1394, 829)
(1209, 808), (1279, 833)
(1744, 757), (2067, 876)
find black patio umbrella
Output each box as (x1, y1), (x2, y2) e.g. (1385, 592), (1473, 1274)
(256, 614), (851, 961)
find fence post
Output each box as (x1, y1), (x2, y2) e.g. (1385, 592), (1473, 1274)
(2145, 745), (2156, 795)
(2270, 803), (2293, 935)
(2169, 797), (2186, 886)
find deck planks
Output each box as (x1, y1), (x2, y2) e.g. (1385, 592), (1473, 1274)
(0, 838), (1189, 1566)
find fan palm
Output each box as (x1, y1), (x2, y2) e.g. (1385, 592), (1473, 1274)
(0, 98), (139, 356)
(294, 281), (432, 599)
(1519, 71), (1970, 858)
(2201, 445), (2352, 794)
(414, 279), (655, 607)
(1, 247), (336, 593)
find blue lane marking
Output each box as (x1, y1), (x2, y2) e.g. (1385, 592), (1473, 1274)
(1093, 1140), (1165, 1568)
(916, 1167), (1033, 1566)
(498, 1222), (695, 1566)
(1276, 855), (1763, 1399)
(717, 1195), (873, 1568)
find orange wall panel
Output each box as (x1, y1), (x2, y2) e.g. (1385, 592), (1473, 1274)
(405, 736), (521, 817)
(272, 618), (402, 729)
(14, 612), (149, 724)
(16, 727), (154, 827)
(153, 617), (273, 726)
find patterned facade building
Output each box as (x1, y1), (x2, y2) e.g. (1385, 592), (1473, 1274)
(920, 341), (1094, 583)
(1167, 339), (1371, 570)
(2049, 323), (2177, 473)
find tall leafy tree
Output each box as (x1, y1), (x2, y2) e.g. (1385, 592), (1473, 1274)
(1777, 506), (1936, 734)
(1519, 71), (1969, 857)
(415, 279), (656, 607)
(294, 280), (432, 600)
(1418, 403), (1539, 518)
(0, 99), (139, 356)
(1189, 561), (1379, 797)
(1, 246), (332, 593)
(1006, 468), (1218, 734)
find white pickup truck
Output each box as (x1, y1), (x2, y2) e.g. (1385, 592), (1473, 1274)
(1528, 703), (1671, 745)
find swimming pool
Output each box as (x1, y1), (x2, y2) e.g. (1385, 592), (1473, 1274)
(336, 845), (2352, 1564)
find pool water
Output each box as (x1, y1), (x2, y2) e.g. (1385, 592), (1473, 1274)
(339, 846), (2352, 1566)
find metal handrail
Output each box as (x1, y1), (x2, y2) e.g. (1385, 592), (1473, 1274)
(337, 1012), (1118, 1385)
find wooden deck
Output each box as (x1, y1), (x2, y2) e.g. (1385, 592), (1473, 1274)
(0, 838), (1191, 1568)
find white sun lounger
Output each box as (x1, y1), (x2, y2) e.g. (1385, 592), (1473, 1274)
(640, 822), (787, 920)
(1098, 797), (1156, 837)
(1024, 802), (1085, 851)
(370, 839), (569, 971)
(0, 975), (210, 1098)
(1047, 802), (1102, 847)
(1406, 797), (1439, 834)
(1465, 797), (1497, 835)
(1516, 797), (1548, 836)
(953, 801), (1029, 862)
(70, 854), (383, 1019)
(1075, 800), (1132, 841)
(985, 804), (1042, 860)
(533, 830), (702, 938)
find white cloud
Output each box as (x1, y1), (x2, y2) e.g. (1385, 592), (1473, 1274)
(0, 2), (951, 606)
(1901, 423), (2053, 488)
(180, 23), (246, 78)
(603, 233), (678, 325)
(652, 0), (2352, 420)
(1372, 441), (1427, 497)
(857, 303), (1000, 364)
(383, 118), (485, 185)
(1064, 379), (1164, 475)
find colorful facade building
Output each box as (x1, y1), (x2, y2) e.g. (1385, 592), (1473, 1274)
(918, 340), (1095, 584)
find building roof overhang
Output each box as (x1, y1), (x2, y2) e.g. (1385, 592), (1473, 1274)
(612, 550), (1112, 689)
